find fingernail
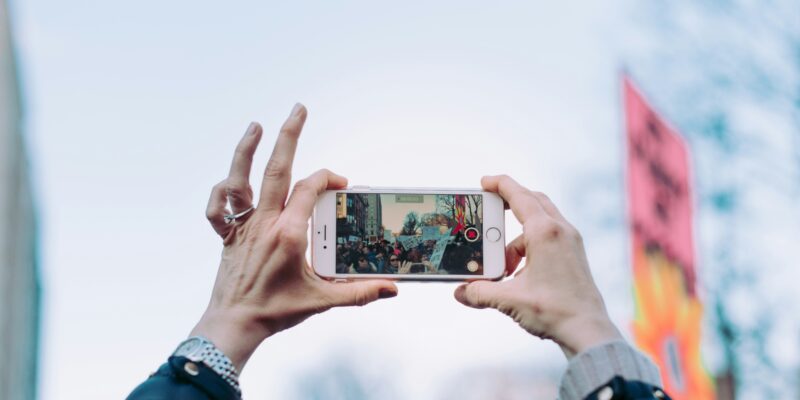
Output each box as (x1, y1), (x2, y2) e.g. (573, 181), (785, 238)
(290, 103), (304, 117)
(454, 285), (466, 302)
(245, 122), (258, 136)
(378, 288), (397, 299)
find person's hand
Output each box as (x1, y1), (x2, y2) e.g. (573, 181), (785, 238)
(191, 104), (398, 371)
(422, 261), (438, 274)
(397, 261), (413, 274)
(454, 175), (622, 359)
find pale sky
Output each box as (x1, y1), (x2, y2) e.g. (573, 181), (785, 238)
(379, 194), (436, 234)
(7, 0), (799, 398)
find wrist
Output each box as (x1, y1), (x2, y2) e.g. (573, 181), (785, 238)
(191, 307), (272, 371)
(551, 312), (623, 359)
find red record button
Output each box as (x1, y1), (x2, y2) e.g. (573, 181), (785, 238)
(464, 227), (480, 242)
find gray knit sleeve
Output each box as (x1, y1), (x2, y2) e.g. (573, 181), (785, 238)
(558, 340), (662, 400)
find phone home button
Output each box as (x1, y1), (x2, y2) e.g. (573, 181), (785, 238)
(486, 227), (501, 242)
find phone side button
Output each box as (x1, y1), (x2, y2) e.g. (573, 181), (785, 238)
(486, 227), (501, 242)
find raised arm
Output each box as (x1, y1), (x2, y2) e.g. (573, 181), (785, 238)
(126, 104), (397, 400)
(454, 175), (667, 400)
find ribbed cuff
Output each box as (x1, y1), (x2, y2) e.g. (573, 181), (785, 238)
(558, 340), (662, 400)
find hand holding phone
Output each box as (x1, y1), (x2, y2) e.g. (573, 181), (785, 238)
(454, 175), (623, 359)
(191, 105), (398, 372)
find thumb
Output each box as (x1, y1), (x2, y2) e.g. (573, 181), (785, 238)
(454, 281), (509, 309)
(328, 280), (398, 308)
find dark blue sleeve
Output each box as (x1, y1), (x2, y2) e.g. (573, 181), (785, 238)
(583, 376), (671, 400)
(126, 356), (241, 400)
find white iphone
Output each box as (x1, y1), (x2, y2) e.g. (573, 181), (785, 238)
(312, 187), (506, 281)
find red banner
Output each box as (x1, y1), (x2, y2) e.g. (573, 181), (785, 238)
(625, 77), (714, 400)
(452, 195), (467, 235)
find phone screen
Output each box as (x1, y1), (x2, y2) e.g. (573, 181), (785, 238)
(335, 193), (484, 275)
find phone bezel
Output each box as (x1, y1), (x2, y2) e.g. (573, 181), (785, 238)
(311, 187), (505, 281)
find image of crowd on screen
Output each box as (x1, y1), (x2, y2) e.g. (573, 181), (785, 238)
(335, 235), (482, 275)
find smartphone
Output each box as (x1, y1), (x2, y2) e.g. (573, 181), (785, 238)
(312, 187), (505, 281)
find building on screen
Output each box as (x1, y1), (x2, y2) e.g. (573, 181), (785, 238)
(362, 194), (382, 240)
(336, 193), (367, 240)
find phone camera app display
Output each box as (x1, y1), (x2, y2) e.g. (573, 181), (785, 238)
(335, 193), (484, 275)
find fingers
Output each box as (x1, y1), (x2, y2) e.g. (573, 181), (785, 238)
(226, 122), (263, 213)
(481, 175), (547, 224)
(283, 169), (348, 226)
(505, 234), (526, 276)
(481, 175), (569, 223)
(454, 281), (509, 309)
(399, 261), (412, 274)
(206, 180), (232, 237)
(258, 103), (308, 214)
(325, 280), (399, 308)
(529, 191), (567, 222)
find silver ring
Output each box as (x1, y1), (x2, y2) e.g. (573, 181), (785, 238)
(224, 206), (255, 224)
